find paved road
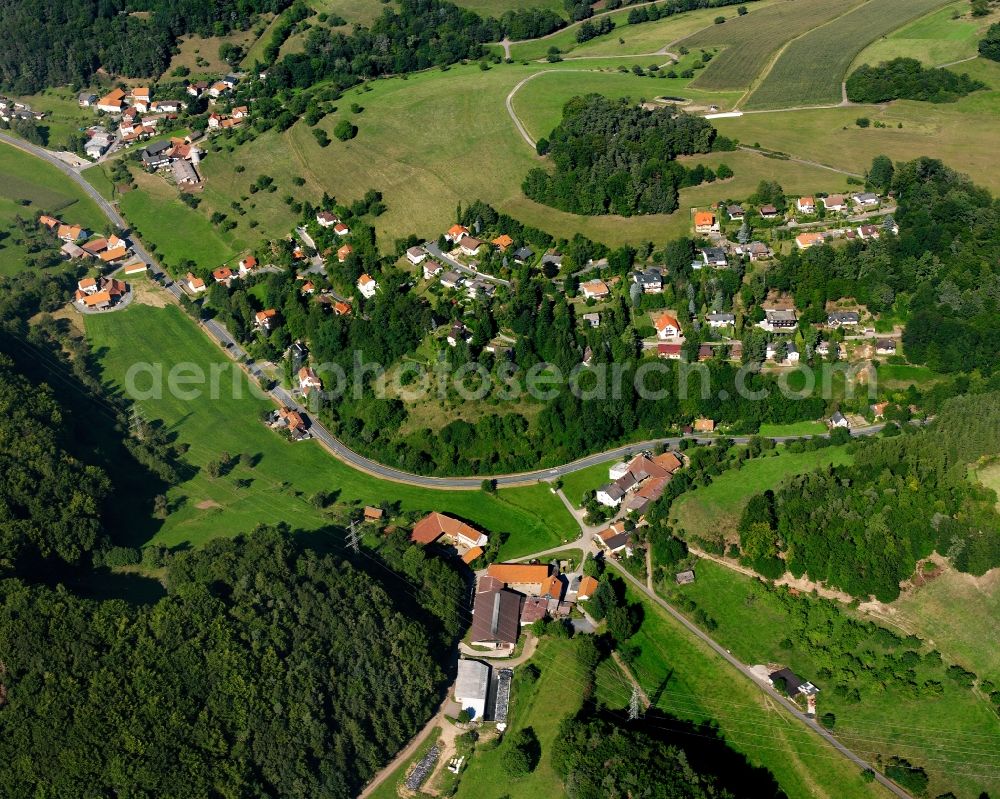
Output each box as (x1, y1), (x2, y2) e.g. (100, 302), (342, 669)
(609, 561), (914, 799)
(423, 241), (511, 287)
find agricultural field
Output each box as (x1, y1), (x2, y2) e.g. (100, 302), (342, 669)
(664, 560), (1000, 799)
(712, 76), (1000, 193)
(612, 580), (897, 799)
(756, 420), (828, 437)
(677, 0), (866, 93)
(0, 141), (107, 275)
(851, 1), (1000, 69)
(4, 87), (96, 150)
(669, 445), (853, 542)
(83, 302), (574, 556)
(744, 0), (955, 109)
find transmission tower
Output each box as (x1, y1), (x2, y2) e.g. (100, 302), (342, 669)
(628, 685), (642, 721)
(346, 519), (361, 554)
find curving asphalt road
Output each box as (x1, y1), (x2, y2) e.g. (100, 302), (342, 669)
(2, 131), (889, 491)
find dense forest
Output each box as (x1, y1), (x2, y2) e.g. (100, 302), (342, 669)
(740, 392), (1000, 600)
(523, 95), (727, 216)
(0, 0), (290, 93)
(551, 717), (732, 798)
(769, 157), (1000, 375)
(845, 57), (985, 103)
(0, 300), (463, 797)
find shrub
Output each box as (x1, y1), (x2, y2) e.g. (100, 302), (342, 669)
(333, 120), (356, 141)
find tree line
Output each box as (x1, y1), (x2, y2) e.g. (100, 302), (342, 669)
(845, 57), (985, 103)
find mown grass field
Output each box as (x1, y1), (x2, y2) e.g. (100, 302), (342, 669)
(666, 561), (1000, 799)
(454, 637), (590, 799)
(678, 0), (866, 92)
(558, 457), (620, 508)
(713, 66), (1000, 192)
(745, 0), (955, 108)
(612, 580), (896, 799)
(7, 87), (96, 150)
(84, 302), (574, 556)
(670, 445), (853, 541)
(0, 141), (108, 275)
(119, 171), (243, 268)
(851, 1), (1000, 69)
(756, 420), (828, 437)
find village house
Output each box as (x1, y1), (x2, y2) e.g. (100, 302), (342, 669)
(364, 506), (384, 522)
(658, 342), (682, 360)
(701, 247), (728, 268)
(676, 569), (696, 585)
(455, 659), (491, 719)
(796, 197), (816, 214)
(422, 260), (442, 280)
(172, 158), (199, 184)
(871, 401), (890, 419)
(597, 452), (681, 509)
(212, 266), (233, 285)
(298, 366), (323, 395)
(492, 234), (513, 252)
(74, 276), (128, 310)
(576, 575), (599, 601)
(827, 311), (859, 328)
(96, 87), (126, 114)
(447, 321), (473, 347)
(513, 246), (534, 264)
(693, 417), (715, 433)
(729, 340), (743, 360)
(333, 300), (351, 316)
(231, 106), (249, 119)
(698, 343), (714, 362)
(460, 237), (482, 256)
(852, 192), (879, 208)
(857, 224), (881, 240)
(876, 339), (896, 355)
(357, 273), (378, 298)
(829, 411), (850, 429)
(78, 92), (98, 108)
(768, 667), (820, 697)
(582, 312), (600, 328)
(706, 312), (735, 328)
(760, 308), (798, 332)
(255, 308), (277, 331)
(726, 204), (744, 220)
(581, 279), (609, 300)
(822, 194), (846, 212)
(185, 273), (206, 294)
(406, 246), (426, 265)
(411, 512), (489, 550)
(445, 224), (469, 243)
(57, 224), (87, 242)
(795, 232), (824, 250)
(759, 204), (779, 219)
(186, 81), (209, 98)
(541, 252), (563, 270)
(61, 242), (86, 259)
(439, 270), (463, 289)
(238, 255), (257, 276)
(694, 210), (718, 234)
(270, 406), (310, 440)
(596, 521), (632, 555)
(335, 244), (353, 263)
(333, 222), (350, 237)
(99, 244), (128, 264)
(632, 267), (663, 293)
(654, 311), (681, 340)
(487, 563), (552, 596)
(141, 139), (173, 169)
(738, 241), (773, 261)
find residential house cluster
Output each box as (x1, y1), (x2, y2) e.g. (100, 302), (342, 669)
(471, 562), (573, 650)
(596, 451), (684, 512)
(210, 254), (258, 288)
(0, 96), (45, 124)
(74, 275), (129, 311)
(186, 75), (239, 101)
(268, 406), (310, 440)
(410, 512), (489, 561)
(38, 216), (138, 268)
(141, 136), (205, 185)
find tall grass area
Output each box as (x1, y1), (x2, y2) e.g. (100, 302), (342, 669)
(670, 445), (853, 542)
(83, 302), (573, 556)
(745, 0), (955, 108)
(662, 561), (1000, 798)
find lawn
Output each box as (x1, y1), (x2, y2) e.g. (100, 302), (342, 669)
(83, 302), (573, 555)
(663, 560), (1000, 799)
(670, 445), (853, 542)
(7, 87), (96, 150)
(81, 164), (116, 201)
(558, 456), (620, 508)
(712, 89), (1000, 193)
(0, 141), (108, 275)
(744, 0), (956, 108)
(851, 1), (1000, 69)
(756, 420), (827, 437)
(614, 578), (896, 799)
(678, 0), (867, 93)
(454, 637), (593, 799)
(875, 362), (943, 389)
(118, 171), (242, 270)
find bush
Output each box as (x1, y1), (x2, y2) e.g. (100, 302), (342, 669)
(501, 727), (541, 777)
(856, 117), (871, 128)
(333, 120), (356, 141)
(312, 128), (330, 147)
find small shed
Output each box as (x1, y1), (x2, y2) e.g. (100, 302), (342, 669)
(675, 569), (695, 585)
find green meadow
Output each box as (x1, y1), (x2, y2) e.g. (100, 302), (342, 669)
(84, 302), (574, 557)
(670, 445), (853, 542)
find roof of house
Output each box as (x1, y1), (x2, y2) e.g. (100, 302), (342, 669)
(255, 308), (277, 322)
(487, 563), (550, 586)
(338, 244), (354, 259)
(658, 343), (682, 356)
(213, 266), (233, 280)
(99, 245), (128, 262)
(694, 211), (715, 226)
(492, 233), (513, 249)
(513, 246), (534, 261)
(410, 512), (484, 546)
(602, 531), (631, 551)
(448, 224), (469, 237)
(82, 290), (112, 307)
(796, 232), (824, 246)
(455, 658), (491, 701)
(462, 546), (484, 564)
(798, 196), (815, 206)
(702, 247), (727, 261)
(653, 451), (683, 473)
(824, 194), (846, 206)
(581, 279), (609, 294)
(654, 312), (680, 332)
(334, 223), (349, 234)
(577, 575), (599, 599)
(470, 579), (521, 645)
(82, 238), (108, 254)
(461, 236), (482, 250)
